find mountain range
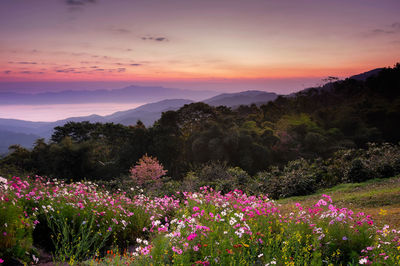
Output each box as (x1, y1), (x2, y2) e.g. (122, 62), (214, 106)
(0, 67), (385, 154)
(0, 85), (218, 105)
(0, 90), (279, 154)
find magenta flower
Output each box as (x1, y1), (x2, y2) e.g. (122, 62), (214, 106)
(187, 232), (197, 241)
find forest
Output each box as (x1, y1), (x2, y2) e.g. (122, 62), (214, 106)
(1, 63), (399, 197)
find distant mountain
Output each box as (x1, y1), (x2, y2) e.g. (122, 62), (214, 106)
(104, 99), (194, 126)
(0, 85), (218, 105)
(290, 68), (385, 97)
(0, 119), (47, 135)
(0, 130), (40, 155)
(0, 90), (282, 153)
(1, 66), (383, 154)
(0, 98), (195, 153)
(203, 90), (278, 107)
(349, 68), (384, 81)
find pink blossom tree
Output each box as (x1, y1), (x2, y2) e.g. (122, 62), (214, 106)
(130, 154), (167, 186)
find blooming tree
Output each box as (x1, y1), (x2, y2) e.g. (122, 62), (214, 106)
(130, 154), (167, 186)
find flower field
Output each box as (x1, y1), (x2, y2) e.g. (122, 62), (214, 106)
(1, 176), (400, 265)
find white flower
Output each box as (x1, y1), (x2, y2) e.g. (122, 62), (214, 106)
(32, 254), (39, 263)
(258, 254), (263, 258)
(359, 258), (368, 264)
(136, 238), (142, 243)
(229, 217), (237, 225)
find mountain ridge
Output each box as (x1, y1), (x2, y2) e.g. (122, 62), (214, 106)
(0, 66), (388, 153)
(0, 85), (218, 105)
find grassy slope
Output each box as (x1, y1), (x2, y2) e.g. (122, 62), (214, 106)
(278, 175), (400, 228)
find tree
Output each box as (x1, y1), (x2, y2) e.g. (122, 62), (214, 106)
(130, 154), (167, 186)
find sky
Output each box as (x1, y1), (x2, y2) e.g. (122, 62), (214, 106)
(0, 0), (399, 120)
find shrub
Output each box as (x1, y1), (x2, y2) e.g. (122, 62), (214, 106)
(0, 200), (35, 264)
(256, 159), (317, 199)
(188, 162), (251, 193)
(130, 154), (167, 192)
(346, 159), (371, 183)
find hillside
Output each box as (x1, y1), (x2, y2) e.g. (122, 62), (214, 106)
(0, 91), (278, 153)
(0, 130), (40, 155)
(279, 176), (400, 228)
(204, 90), (278, 107)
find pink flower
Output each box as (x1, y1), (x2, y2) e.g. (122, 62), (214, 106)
(187, 232), (197, 241)
(0, 258), (4, 263)
(295, 203), (303, 210)
(172, 246), (183, 254)
(322, 194), (332, 203)
(193, 206), (200, 212)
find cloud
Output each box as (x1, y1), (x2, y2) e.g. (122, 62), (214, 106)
(65, 0), (96, 6)
(141, 36), (169, 42)
(108, 26), (131, 35)
(18, 61), (38, 65)
(368, 22), (400, 36)
(391, 22), (400, 30)
(114, 62), (142, 67)
(56, 68), (78, 73)
(65, 0), (96, 12)
(19, 71), (44, 74)
(53, 66), (127, 75)
(8, 61), (38, 65)
(371, 29), (395, 35)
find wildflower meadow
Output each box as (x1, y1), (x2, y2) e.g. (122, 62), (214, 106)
(0, 175), (400, 265)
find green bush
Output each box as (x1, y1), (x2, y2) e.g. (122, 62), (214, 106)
(0, 200), (36, 264)
(255, 143), (400, 199)
(256, 159), (317, 199)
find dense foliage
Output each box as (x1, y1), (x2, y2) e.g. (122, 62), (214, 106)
(1, 64), (399, 182)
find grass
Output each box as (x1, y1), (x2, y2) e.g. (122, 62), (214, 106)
(278, 175), (400, 228)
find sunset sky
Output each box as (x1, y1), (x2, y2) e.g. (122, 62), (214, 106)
(0, 0), (399, 120)
(1, 0), (399, 91)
